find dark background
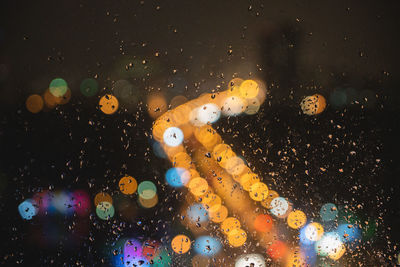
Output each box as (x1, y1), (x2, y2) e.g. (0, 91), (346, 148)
(0, 0), (399, 266)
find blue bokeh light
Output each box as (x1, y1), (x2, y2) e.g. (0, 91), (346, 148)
(18, 199), (37, 220)
(165, 167), (189, 187)
(194, 236), (221, 257)
(187, 203), (209, 223)
(337, 223), (361, 243)
(320, 203), (338, 222)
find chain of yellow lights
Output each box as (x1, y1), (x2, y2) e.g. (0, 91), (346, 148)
(153, 79), (336, 264)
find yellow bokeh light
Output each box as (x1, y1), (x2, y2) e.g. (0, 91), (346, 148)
(249, 182), (269, 202)
(170, 95), (188, 109)
(26, 94), (44, 113)
(285, 247), (307, 267)
(138, 193), (158, 208)
(171, 234), (191, 254)
(240, 172), (260, 191)
(304, 222), (324, 241)
(182, 169), (200, 187)
(188, 177), (208, 197)
(201, 193), (222, 213)
(99, 94), (119, 115)
(94, 192), (113, 206)
(329, 243), (346, 261)
(147, 92), (167, 119)
(212, 144), (236, 168)
(118, 176), (138, 195)
(260, 190), (279, 209)
(208, 205), (228, 223)
(172, 152), (192, 169)
(300, 94), (326, 116)
(239, 80), (259, 99)
(227, 78), (243, 96)
(221, 217), (241, 235)
(224, 156), (246, 176)
(227, 228), (247, 247)
(287, 210), (307, 229)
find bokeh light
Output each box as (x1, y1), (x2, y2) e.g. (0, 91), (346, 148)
(194, 236), (221, 256)
(99, 94), (119, 115)
(138, 181), (157, 200)
(187, 203), (209, 223)
(287, 210), (307, 229)
(320, 203), (338, 222)
(254, 214), (273, 232)
(197, 103), (221, 124)
(315, 232), (345, 260)
(300, 94), (326, 115)
(49, 78), (68, 97)
(235, 253), (265, 267)
(227, 228), (247, 247)
(25, 94), (44, 113)
(269, 197), (290, 217)
(94, 192), (113, 206)
(337, 223), (361, 244)
(80, 78), (98, 97)
(96, 201), (115, 220)
(18, 199), (38, 220)
(166, 167), (189, 187)
(267, 240), (288, 260)
(163, 127), (184, 147)
(119, 176), (138, 195)
(303, 222), (324, 243)
(171, 234), (191, 254)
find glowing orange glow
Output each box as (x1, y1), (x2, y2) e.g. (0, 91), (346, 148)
(300, 94), (326, 115)
(171, 234), (191, 254)
(99, 94), (119, 115)
(240, 172), (260, 191)
(260, 190), (279, 209)
(208, 205), (228, 223)
(173, 152), (192, 169)
(227, 228), (247, 247)
(254, 214), (273, 232)
(188, 177), (208, 197)
(201, 193), (222, 213)
(26, 94), (44, 113)
(147, 93), (167, 119)
(94, 192), (113, 206)
(118, 176), (138, 195)
(267, 240), (288, 260)
(221, 217), (241, 235)
(239, 79), (259, 99)
(249, 182), (269, 202)
(287, 210), (307, 229)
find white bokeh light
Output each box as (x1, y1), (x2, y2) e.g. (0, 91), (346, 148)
(235, 254), (266, 267)
(163, 127), (184, 147)
(197, 103), (221, 124)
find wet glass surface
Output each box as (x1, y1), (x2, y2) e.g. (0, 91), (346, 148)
(0, 0), (399, 266)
